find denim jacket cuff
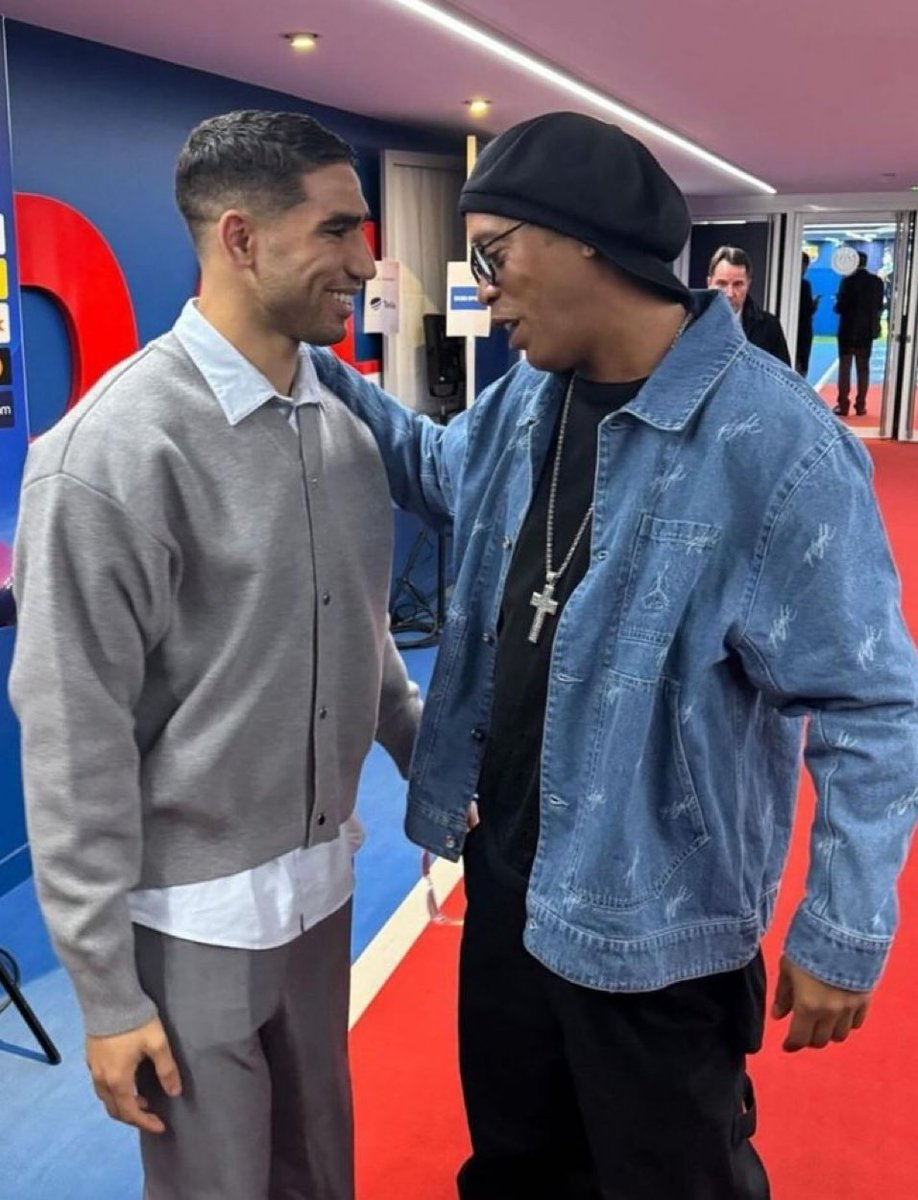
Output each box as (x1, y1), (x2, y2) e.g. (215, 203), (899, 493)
(784, 904), (891, 992)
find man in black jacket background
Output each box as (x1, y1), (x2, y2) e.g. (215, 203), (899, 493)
(707, 246), (790, 366)
(833, 251), (885, 416)
(796, 252), (818, 377)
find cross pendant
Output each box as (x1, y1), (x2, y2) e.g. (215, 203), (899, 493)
(529, 575), (559, 644)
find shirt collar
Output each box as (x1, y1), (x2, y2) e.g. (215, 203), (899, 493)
(173, 299), (321, 426)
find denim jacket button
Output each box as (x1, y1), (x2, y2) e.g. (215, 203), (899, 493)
(502, 536), (513, 550)
(444, 834), (457, 850)
(471, 727), (486, 742)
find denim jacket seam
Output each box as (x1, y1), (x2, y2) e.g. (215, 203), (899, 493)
(811, 711), (841, 918)
(738, 432), (845, 651)
(531, 894), (761, 938)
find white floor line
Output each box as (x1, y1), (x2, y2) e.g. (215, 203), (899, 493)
(348, 855), (464, 1029)
(814, 358), (839, 393)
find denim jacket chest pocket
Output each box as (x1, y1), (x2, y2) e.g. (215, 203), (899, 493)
(613, 514), (722, 682)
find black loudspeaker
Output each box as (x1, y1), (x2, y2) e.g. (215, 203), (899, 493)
(388, 313), (461, 649)
(422, 313), (465, 422)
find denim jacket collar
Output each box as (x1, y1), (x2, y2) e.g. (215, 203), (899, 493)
(622, 291), (745, 431)
(512, 290), (745, 436)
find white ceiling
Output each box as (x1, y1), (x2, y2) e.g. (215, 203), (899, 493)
(4, 0), (917, 197)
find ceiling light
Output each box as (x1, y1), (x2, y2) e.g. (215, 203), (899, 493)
(385, 0), (775, 194)
(283, 32), (319, 52)
(465, 99), (491, 118)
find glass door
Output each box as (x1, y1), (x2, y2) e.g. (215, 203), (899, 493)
(796, 214), (897, 437)
(779, 207), (918, 441)
(893, 212), (918, 441)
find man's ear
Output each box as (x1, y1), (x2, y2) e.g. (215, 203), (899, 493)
(217, 210), (257, 267)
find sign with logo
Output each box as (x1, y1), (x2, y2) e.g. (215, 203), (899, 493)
(363, 258), (400, 335)
(0, 18), (29, 589)
(446, 261), (490, 337)
(831, 245), (861, 277)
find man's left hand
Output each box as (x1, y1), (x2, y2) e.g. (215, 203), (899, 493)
(772, 956), (872, 1052)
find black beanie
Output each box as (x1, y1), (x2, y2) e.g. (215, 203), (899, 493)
(459, 112), (691, 300)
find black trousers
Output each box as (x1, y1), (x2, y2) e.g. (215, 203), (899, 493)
(837, 341), (873, 413)
(457, 831), (770, 1200)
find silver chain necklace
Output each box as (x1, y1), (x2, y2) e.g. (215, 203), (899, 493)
(528, 311), (693, 645)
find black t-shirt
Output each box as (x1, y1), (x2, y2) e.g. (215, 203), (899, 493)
(476, 373), (645, 888)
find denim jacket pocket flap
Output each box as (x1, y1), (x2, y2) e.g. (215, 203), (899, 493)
(617, 515), (721, 678)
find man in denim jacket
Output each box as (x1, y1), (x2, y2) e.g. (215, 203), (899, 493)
(313, 113), (918, 1198)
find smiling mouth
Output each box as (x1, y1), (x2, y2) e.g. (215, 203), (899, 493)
(329, 290), (356, 313)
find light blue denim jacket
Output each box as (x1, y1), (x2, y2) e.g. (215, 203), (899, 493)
(313, 291), (918, 993)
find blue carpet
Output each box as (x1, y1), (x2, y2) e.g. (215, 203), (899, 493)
(0, 644), (437, 1200)
(806, 335), (888, 390)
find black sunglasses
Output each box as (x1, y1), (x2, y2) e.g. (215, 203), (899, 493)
(469, 222), (526, 286)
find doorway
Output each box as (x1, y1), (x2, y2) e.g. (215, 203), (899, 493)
(797, 218), (896, 436)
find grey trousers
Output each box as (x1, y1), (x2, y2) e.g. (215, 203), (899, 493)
(134, 901), (354, 1200)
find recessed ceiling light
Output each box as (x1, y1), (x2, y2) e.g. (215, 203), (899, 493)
(465, 99), (491, 118)
(385, 0), (775, 194)
(283, 32), (320, 53)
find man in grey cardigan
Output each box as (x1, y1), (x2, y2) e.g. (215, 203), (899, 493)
(9, 110), (420, 1200)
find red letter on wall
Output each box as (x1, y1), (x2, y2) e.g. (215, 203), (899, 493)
(16, 193), (140, 411)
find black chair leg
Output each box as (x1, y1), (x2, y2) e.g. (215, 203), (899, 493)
(0, 950), (61, 1065)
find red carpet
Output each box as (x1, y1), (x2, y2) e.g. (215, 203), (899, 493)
(351, 443), (918, 1199)
(818, 382), (884, 423)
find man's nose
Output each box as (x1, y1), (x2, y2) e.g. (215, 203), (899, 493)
(477, 279), (499, 306)
(350, 236), (376, 282)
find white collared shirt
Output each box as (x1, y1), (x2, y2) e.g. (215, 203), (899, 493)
(128, 300), (363, 949)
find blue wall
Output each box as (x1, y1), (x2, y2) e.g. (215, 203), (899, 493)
(807, 240), (892, 338)
(6, 20), (464, 436)
(0, 21), (469, 896)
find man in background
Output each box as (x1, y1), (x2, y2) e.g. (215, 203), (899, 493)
(708, 244), (791, 365)
(10, 110), (420, 1200)
(834, 250), (885, 416)
(796, 251), (819, 376)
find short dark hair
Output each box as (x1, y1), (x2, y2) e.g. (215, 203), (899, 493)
(175, 110), (357, 246)
(708, 245), (753, 278)
(857, 251), (869, 269)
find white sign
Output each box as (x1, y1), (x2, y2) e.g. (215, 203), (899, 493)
(446, 262), (491, 338)
(363, 260), (400, 335)
(831, 245), (860, 277)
